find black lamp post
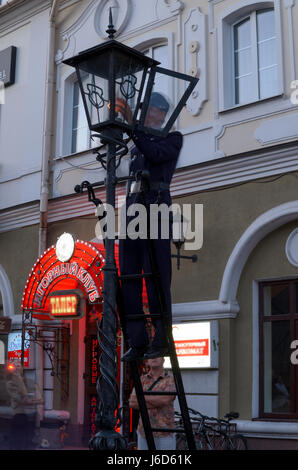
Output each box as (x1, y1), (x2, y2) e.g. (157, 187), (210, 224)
(63, 9), (198, 450)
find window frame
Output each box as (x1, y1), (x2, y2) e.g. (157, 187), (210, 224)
(218, 0), (284, 112)
(259, 278), (298, 419)
(71, 78), (91, 154)
(232, 8), (278, 106)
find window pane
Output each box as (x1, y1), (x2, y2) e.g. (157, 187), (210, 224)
(234, 48), (252, 77)
(263, 284), (290, 316)
(259, 66), (278, 99)
(235, 75), (254, 104)
(153, 45), (168, 67)
(257, 8), (277, 99)
(258, 38), (277, 69)
(234, 18), (251, 50)
(257, 9), (275, 42)
(72, 80), (89, 153)
(263, 321), (291, 413)
(234, 18), (252, 104)
(151, 45), (169, 104)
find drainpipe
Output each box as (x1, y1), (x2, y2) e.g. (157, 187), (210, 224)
(38, 0), (61, 423)
(40, 0), (61, 256)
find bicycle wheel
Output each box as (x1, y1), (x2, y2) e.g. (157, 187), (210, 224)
(196, 432), (213, 450)
(225, 433), (247, 450)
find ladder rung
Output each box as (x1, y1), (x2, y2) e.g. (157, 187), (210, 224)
(124, 313), (161, 320)
(119, 273), (154, 280)
(150, 427), (185, 433)
(143, 391), (177, 396)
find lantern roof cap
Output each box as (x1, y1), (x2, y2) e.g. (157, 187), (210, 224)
(63, 38), (160, 69)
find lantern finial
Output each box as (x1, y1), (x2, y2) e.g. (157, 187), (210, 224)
(106, 7), (116, 39)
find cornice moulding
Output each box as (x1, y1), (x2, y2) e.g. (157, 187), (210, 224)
(0, 202), (40, 233)
(1, 143), (298, 232)
(172, 300), (240, 321)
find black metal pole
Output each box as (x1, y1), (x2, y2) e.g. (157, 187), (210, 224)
(89, 128), (127, 450)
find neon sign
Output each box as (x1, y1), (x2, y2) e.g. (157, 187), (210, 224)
(34, 262), (100, 307)
(49, 290), (85, 319)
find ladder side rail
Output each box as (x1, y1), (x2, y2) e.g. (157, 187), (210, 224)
(116, 282), (156, 450)
(139, 185), (197, 451)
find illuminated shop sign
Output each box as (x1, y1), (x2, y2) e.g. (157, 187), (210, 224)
(35, 263), (100, 307)
(8, 331), (30, 368)
(49, 290), (85, 319)
(90, 336), (99, 385)
(164, 321), (218, 369)
(90, 395), (97, 439)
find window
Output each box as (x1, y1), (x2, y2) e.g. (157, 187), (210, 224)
(71, 80), (89, 154)
(259, 280), (298, 418)
(219, 4), (282, 111)
(233, 8), (278, 105)
(143, 44), (169, 98)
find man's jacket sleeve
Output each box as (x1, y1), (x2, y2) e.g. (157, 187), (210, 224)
(132, 130), (183, 163)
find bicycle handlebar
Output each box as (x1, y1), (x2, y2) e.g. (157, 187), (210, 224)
(175, 407), (240, 426)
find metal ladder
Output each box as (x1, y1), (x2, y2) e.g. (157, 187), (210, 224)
(117, 174), (197, 451)
(75, 175), (197, 450)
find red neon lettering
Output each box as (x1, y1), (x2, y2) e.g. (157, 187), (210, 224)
(89, 291), (99, 302)
(77, 267), (87, 281)
(69, 263), (78, 276)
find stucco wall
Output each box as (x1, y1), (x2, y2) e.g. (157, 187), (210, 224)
(0, 223), (39, 317)
(225, 219), (298, 420)
(170, 173), (298, 303)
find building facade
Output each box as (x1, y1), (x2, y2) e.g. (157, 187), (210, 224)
(0, 0), (298, 449)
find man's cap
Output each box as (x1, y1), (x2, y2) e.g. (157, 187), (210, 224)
(149, 92), (170, 113)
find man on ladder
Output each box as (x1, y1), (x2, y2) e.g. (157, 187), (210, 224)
(117, 92), (183, 362)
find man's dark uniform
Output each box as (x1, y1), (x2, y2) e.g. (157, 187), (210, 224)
(119, 128), (183, 354)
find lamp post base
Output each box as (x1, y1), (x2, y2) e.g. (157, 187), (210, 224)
(89, 430), (128, 450)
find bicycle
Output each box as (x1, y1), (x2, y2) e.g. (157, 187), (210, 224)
(175, 408), (247, 450)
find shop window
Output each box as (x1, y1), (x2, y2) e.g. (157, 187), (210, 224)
(259, 280), (298, 418)
(219, 3), (283, 110)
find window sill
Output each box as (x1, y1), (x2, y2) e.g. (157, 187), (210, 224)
(252, 417), (298, 422)
(233, 419), (298, 437)
(218, 92), (284, 114)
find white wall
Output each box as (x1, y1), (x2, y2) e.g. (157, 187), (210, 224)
(0, 5), (49, 210)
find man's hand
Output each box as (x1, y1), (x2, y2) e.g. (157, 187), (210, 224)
(115, 98), (133, 124)
(129, 390), (139, 410)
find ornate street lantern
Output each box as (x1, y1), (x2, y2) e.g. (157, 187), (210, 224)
(63, 9), (199, 451)
(63, 12), (198, 138)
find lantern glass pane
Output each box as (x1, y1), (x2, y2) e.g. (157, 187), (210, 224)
(78, 67), (110, 128)
(140, 67), (198, 136)
(76, 49), (148, 129)
(114, 50), (147, 127)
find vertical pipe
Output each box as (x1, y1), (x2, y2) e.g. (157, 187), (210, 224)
(38, 0), (61, 424)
